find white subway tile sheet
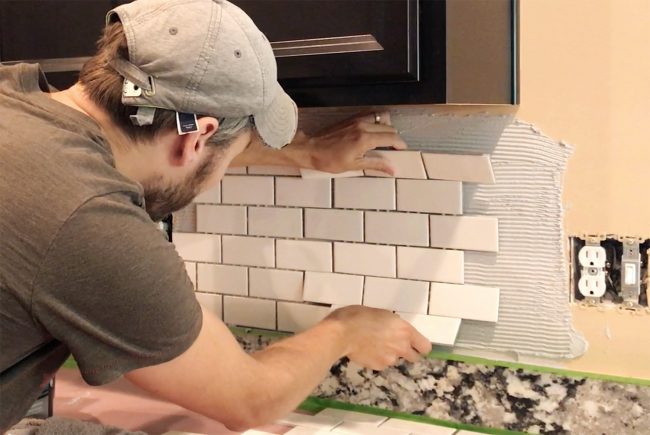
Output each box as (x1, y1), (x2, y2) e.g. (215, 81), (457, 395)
(303, 272), (364, 305)
(278, 412), (341, 430)
(194, 292), (223, 319)
(249, 268), (304, 301)
(430, 215), (499, 252)
(173, 232), (221, 263)
(276, 177), (331, 208)
(334, 242), (396, 278)
(397, 246), (464, 284)
(301, 168), (364, 178)
(196, 205), (246, 234)
(304, 208), (364, 242)
(363, 277), (429, 314)
(248, 165), (301, 176)
(221, 175), (274, 205)
(315, 408), (387, 426)
(333, 421), (410, 435)
(193, 183), (220, 204)
(223, 296), (275, 330)
(248, 206), (303, 238)
(197, 263), (248, 296)
(398, 313), (461, 346)
(429, 283), (500, 322)
(364, 150), (427, 179)
(422, 153), (495, 184)
(222, 235), (274, 267)
(277, 302), (331, 332)
(276, 239), (332, 272)
(365, 211), (429, 246)
(184, 262), (196, 289)
(380, 418), (457, 435)
(396, 179), (462, 215)
(334, 178), (396, 210)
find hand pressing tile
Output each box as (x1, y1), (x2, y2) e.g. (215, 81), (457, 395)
(421, 153), (495, 184)
(363, 150), (427, 179)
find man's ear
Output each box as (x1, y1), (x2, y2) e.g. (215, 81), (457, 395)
(168, 116), (220, 167)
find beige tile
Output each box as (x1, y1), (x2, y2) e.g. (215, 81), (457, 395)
(277, 302), (332, 332)
(315, 408), (387, 425)
(249, 268), (304, 301)
(397, 312), (461, 346)
(275, 177), (331, 208)
(430, 215), (499, 252)
(422, 153), (495, 184)
(248, 206), (303, 238)
(223, 296), (275, 330)
(172, 232), (221, 263)
(303, 271), (364, 305)
(365, 211), (429, 246)
(247, 165), (301, 176)
(396, 179), (462, 215)
(300, 168), (364, 178)
(363, 277), (429, 314)
(196, 204), (246, 234)
(429, 283), (500, 322)
(221, 175), (274, 205)
(184, 262), (197, 289)
(276, 239), (332, 272)
(364, 150), (427, 179)
(397, 247), (464, 284)
(334, 178), (395, 210)
(304, 208), (364, 242)
(193, 183), (220, 204)
(225, 167), (247, 174)
(283, 427), (333, 435)
(197, 263), (248, 296)
(333, 421), (409, 435)
(195, 292), (223, 319)
(379, 418), (456, 435)
(334, 242), (396, 278)
(222, 235), (274, 267)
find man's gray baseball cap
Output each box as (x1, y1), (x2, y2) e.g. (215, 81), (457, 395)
(106, 0), (297, 149)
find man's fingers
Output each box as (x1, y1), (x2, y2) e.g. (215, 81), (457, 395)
(410, 327), (433, 355)
(359, 111), (392, 126)
(401, 347), (423, 364)
(357, 155), (394, 176)
(358, 132), (408, 152)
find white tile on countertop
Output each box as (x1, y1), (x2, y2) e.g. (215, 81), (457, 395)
(223, 296), (275, 330)
(397, 313), (461, 346)
(277, 412), (341, 430)
(300, 168), (364, 178)
(197, 263), (248, 296)
(397, 246), (464, 284)
(334, 242), (396, 278)
(365, 211), (429, 247)
(222, 235), (274, 267)
(184, 262), (196, 289)
(196, 204), (246, 235)
(172, 232), (221, 263)
(221, 175), (274, 205)
(396, 179), (462, 215)
(380, 418), (457, 435)
(276, 239), (332, 272)
(422, 153), (495, 184)
(364, 150), (427, 179)
(304, 208), (364, 242)
(315, 408), (387, 425)
(303, 271), (364, 305)
(332, 421), (409, 435)
(277, 302), (331, 332)
(249, 268), (304, 301)
(276, 177), (332, 208)
(248, 206), (303, 238)
(225, 166), (247, 174)
(194, 292), (223, 320)
(283, 427), (332, 435)
(430, 215), (499, 252)
(363, 277), (429, 314)
(247, 165), (301, 176)
(429, 283), (500, 322)
(334, 178), (396, 210)
(192, 183), (220, 204)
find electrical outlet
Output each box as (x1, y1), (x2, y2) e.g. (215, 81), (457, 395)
(578, 245), (607, 298)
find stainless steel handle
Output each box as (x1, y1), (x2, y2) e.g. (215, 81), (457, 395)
(271, 34), (383, 57)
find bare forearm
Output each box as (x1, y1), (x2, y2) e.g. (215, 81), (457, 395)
(229, 133), (315, 169)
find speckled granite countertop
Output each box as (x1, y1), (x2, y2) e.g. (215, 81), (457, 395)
(236, 334), (650, 435)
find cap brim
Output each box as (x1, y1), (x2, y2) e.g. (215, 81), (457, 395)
(253, 90), (298, 149)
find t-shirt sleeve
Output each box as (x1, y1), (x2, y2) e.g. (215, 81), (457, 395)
(32, 193), (202, 385)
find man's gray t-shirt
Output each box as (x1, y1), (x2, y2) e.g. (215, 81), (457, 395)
(0, 64), (203, 429)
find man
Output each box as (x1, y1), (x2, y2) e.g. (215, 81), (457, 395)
(0, 0), (431, 431)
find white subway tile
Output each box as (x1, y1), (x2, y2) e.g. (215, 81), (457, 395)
(397, 313), (461, 346)
(277, 302), (331, 332)
(276, 177), (331, 208)
(276, 239), (332, 272)
(193, 183), (220, 204)
(225, 167), (247, 174)
(333, 421), (409, 435)
(334, 242), (396, 278)
(172, 232), (221, 263)
(363, 277), (429, 314)
(278, 412), (341, 430)
(396, 180), (462, 215)
(334, 178), (395, 210)
(364, 150), (427, 179)
(422, 153), (495, 184)
(304, 208), (364, 242)
(303, 271), (364, 305)
(300, 168), (364, 178)
(196, 204), (246, 234)
(247, 165), (301, 176)
(429, 283), (500, 322)
(430, 215), (499, 252)
(249, 268), (304, 301)
(223, 296), (276, 330)
(397, 247), (464, 284)
(315, 408), (387, 426)
(195, 292), (223, 319)
(248, 206), (303, 238)
(222, 235), (274, 267)
(197, 263), (248, 296)
(221, 175), (274, 205)
(380, 418), (456, 435)
(365, 211), (429, 247)
(284, 427), (332, 435)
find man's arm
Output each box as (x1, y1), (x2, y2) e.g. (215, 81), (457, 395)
(125, 306), (431, 431)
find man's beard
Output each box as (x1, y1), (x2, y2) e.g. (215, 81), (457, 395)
(142, 153), (217, 222)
